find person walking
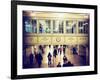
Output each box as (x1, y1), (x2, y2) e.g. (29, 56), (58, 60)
(63, 55), (67, 63)
(72, 46), (77, 54)
(53, 47), (57, 58)
(29, 52), (34, 68)
(63, 45), (66, 55)
(36, 52), (43, 68)
(47, 52), (52, 66)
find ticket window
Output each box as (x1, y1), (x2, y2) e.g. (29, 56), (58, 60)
(39, 20), (51, 33)
(66, 21), (77, 34)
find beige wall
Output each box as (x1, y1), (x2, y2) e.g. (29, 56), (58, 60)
(25, 34), (88, 45)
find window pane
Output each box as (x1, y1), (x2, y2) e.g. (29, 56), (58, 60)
(25, 19), (32, 33)
(66, 21), (76, 34)
(78, 19), (89, 34)
(53, 20), (64, 33)
(39, 20), (51, 33)
(32, 19), (37, 33)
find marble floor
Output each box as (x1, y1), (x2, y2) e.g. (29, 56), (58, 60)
(41, 45), (89, 68)
(23, 45), (89, 69)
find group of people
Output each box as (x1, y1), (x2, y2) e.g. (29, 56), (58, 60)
(47, 45), (74, 67)
(58, 55), (74, 67)
(23, 45), (44, 68)
(47, 51), (74, 67)
(23, 45), (77, 68)
(23, 51), (43, 68)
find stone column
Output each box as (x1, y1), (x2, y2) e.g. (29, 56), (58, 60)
(51, 20), (53, 33)
(64, 20), (66, 34)
(37, 19), (39, 33)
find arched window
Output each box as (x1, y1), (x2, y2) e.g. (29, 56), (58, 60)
(39, 20), (51, 33)
(66, 21), (76, 34)
(53, 20), (64, 33)
(78, 19), (89, 34)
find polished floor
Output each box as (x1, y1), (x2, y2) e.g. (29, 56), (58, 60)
(23, 45), (89, 68)
(41, 46), (89, 68)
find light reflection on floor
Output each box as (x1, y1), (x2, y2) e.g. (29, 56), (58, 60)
(41, 45), (86, 68)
